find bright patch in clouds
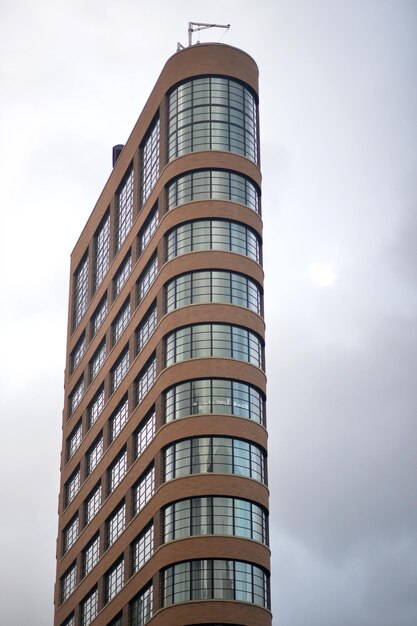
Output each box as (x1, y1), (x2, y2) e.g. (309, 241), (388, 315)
(308, 262), (337, 288)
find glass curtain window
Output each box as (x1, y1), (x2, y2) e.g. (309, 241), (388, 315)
(166, 219), (260, 262)
(163, 559), (268, 608)
(94, 214), (110, 291)
(165, 379), (264, 424)
(166, 270), (262, 315)
(163, 496), (267, 544)
(168, 77), (258, 163)
(167, 169), (259, 213)
(164, 437), (266, 483)
(116, 169), (134, 250)
(165, 324), (263, 368)
(141, 118), (160, 206)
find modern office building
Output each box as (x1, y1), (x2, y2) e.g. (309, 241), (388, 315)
(54, 42), (270, 626)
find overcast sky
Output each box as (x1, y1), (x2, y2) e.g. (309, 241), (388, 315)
(0, 0), (416, 624)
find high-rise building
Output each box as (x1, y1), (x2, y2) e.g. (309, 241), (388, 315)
(54, 42), (270, 626)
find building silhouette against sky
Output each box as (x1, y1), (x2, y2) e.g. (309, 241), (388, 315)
(54, 42), (270, 626)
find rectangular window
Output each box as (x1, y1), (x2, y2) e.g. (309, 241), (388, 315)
(133, 466), (155, 515)
(107, 502), (126, 547)
(70, 333), (86, 373)
(111, 347), (129, 391)
(83, 534), (100, 576)
(86, 435), (103, 475)
(141, 117), (160, 206)
(91, 296), (108, 337)
(132, 524), (154, 573)
(67, 422), (82, 460)
(136, 358), (156, 405)
(61, 563), (76, 603)
(89, 340), (106, 381)
(110, 397), (129, 441)
(131, 585), (153, 626)
(65, 467), (81, 506)
(105, 558), (124, 603)
(117, 169), (134, 250)
(94, 213), (110, 291)
(63, 516), (79, 553)
(114, 252), (132, 297)
(136, 304), (157, 354)
(137, 255), (158, 303)
(88, 386), (105, 427)
(135, 411), (156, 459)
(81, 588), (98, 626)
(139, 205), (159, 253)
(85, 484), (102, 525)
(69, 377), (84, 416)
(73, 255), (89, 329)
(113, 298), (130, 345)
(109, 449), (127, 493)
(62, 615), (75, 626)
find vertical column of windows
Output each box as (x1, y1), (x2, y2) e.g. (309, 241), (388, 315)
(88, 386), (105, 427)
(116, 169), (134, 251)
(70, 333), (86, 372)
(138, 255), (158, 303)
(132, 524), (154, 572)
(114, 252), (132, 297)
(91, 296), (108, 337)
(130, 585), (153, 626)
(85, 484), (102, 525)
(109, 396), (129, 441)
(63, 515), (79, 553)
(67, 422), (82, 460)
(139, 205), (159, 254)
(73, 255), (89, 330)
(133, 466), (155, 514)
(136, 358), (156, 404)
(111, 347), (130, 392)
(113, 298), (130, 344)
(140, 118), (160, 206)
(89, 340), (106, 381)
(108, 449), (127, 493)
(83, 534), (100, 576)
(105, 558), (125, 603)
(107, 503), (126, 547)
(136, 304), (157, 354)
(94, 214), (110, 292)
(81, 588), (98, 626)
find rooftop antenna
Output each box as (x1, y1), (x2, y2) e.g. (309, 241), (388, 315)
(177, 22), (230, 52)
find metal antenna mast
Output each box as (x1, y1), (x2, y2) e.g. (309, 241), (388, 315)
(187, 22), (230, 46)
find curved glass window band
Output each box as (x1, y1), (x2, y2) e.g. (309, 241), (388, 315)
(165, 378), (264, 424)
(164, 436), (266, 484)
(163, 559), (269, 608)
(168, 77), (258, 163)
(164, 496), (267, 544)
(167, 170), (259, 213)
(165, 324), (263, 369)
(166, 271), (262, 315)
(166, 219), (260, 263)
